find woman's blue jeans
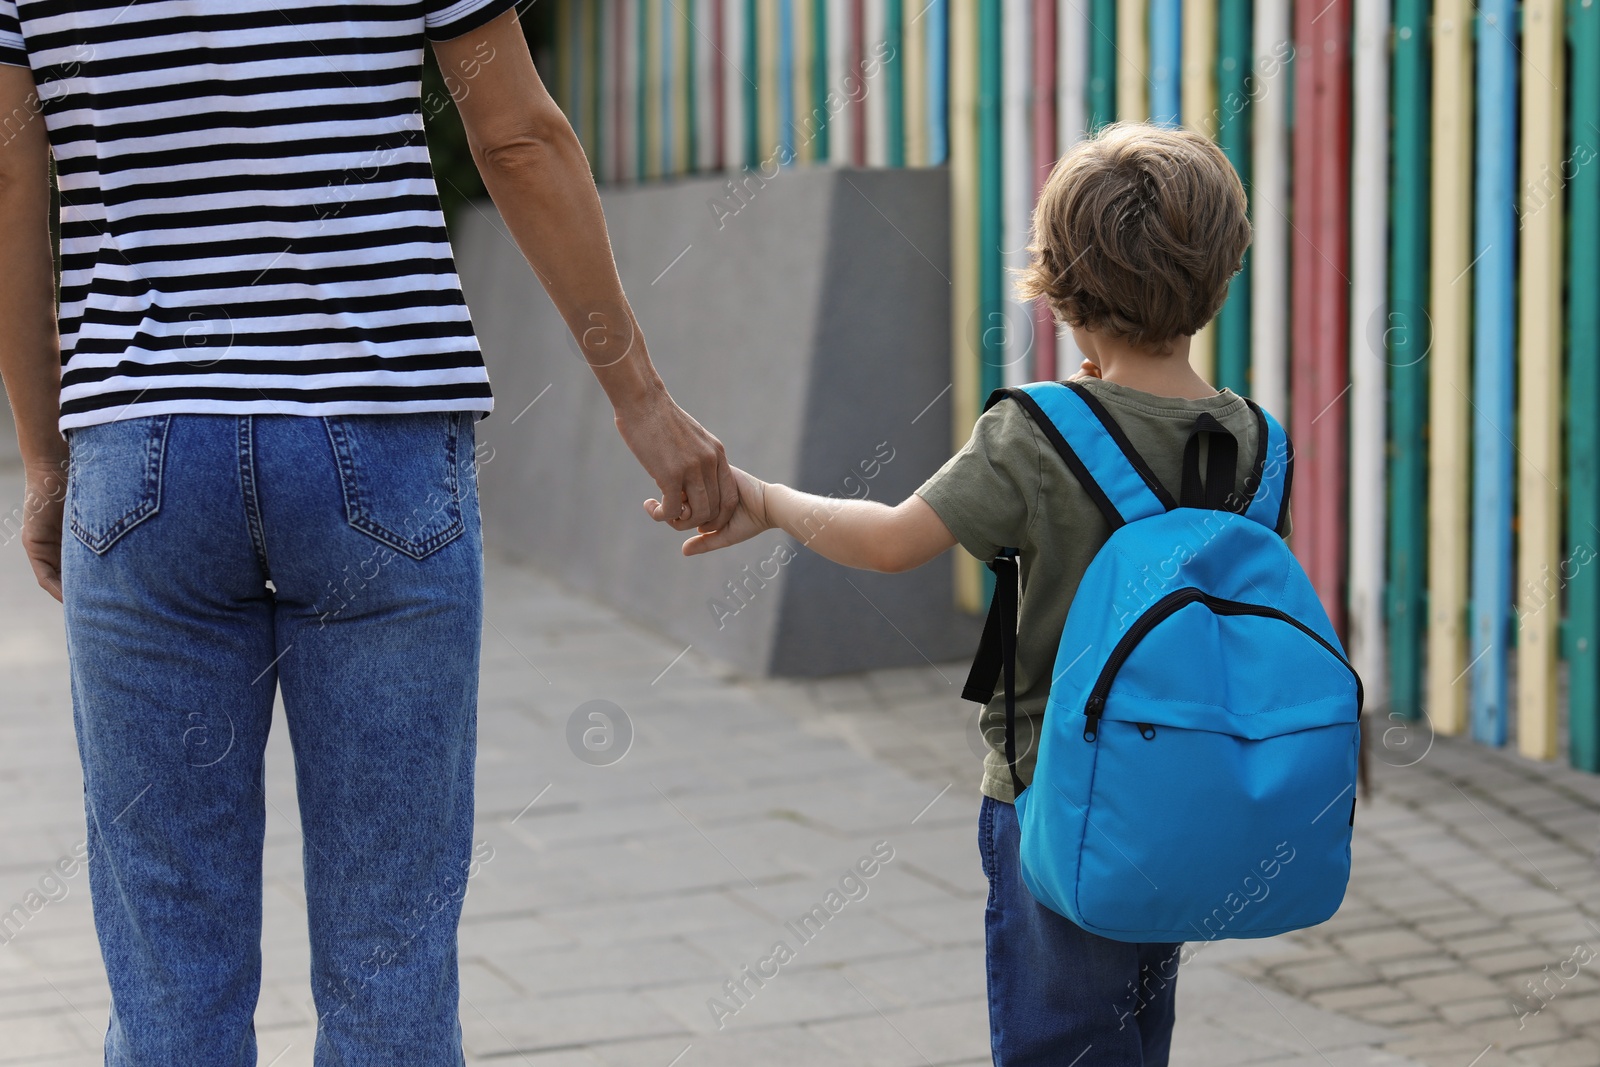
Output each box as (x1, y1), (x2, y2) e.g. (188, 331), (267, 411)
(61, 412), (484, 1066)
(981, 795), (1182, 1066)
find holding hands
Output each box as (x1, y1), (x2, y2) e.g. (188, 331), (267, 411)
(614, 387), (739, 534)
(643, 464), (956, 575)
(643, 465), (769, 554)
(638, 357), (1099, 564)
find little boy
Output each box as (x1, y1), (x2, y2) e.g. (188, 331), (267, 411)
(648, 122), (1264, 1066)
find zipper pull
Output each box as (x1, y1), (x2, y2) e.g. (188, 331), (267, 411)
(1083, 695), (1104, 742)
(1137, 723), (1157, 740)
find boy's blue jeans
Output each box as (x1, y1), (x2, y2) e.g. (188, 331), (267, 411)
(981, 795), (1181, 1065)
(61, 413), (483, 1066)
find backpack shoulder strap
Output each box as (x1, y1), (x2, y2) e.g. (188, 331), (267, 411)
(960, 551), (1026, 798)
(965, 389), (1294, 798)
(964, 381), (1174, 795)
(1240, 401), (1294, 536)
(990, 380), (1175, 529)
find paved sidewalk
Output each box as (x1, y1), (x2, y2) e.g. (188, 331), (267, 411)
(772, 666), (1600, 1065)
(0, 467), (1596, 1065)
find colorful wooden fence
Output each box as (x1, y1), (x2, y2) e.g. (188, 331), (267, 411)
(545, 0), (1600, 773)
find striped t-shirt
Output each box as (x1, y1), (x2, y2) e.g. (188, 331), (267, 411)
(0, 0), (515, 431)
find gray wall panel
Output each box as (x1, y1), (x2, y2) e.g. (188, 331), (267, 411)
(456, 167), (981, 676)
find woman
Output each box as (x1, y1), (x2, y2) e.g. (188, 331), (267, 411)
(0, 2), (735, 1062)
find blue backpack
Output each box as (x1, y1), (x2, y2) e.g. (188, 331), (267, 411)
(963, 381), (1361, 943)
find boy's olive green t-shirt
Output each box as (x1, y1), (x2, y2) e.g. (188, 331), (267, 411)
(915, 377), (1290, 804)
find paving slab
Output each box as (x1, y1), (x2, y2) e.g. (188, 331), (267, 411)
(6, 466), (1597, 1065)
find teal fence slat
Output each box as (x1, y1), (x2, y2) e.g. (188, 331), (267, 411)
(887, 0), (906, 167)
(1566, 0), (1600, 769)
(978, 0), (1004, 399)
(1387, 0), (1431, 721)
(1215, 0), (1252, 393)
(1088, 0), (1117, 128)
(813, 0), (830, 158)
(686, 1), (698, 169)
(744, 0), (760, 168)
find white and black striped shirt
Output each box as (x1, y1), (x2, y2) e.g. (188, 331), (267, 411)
(0, 0), (514, 430)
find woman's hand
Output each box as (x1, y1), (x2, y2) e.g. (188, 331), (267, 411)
(615, 388), (739, 534)
(21, 460), (67, 602)
(645, 465), (769, 555)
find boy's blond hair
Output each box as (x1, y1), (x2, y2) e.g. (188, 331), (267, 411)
(1018, 123), (1251, 352)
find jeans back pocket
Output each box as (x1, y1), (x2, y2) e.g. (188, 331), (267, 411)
(68, 416), (171, 555)
(323, 413), (465, 560)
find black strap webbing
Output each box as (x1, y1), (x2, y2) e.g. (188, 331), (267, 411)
(1180, 412), (1241, 511)
(961, 552), (1025, 798)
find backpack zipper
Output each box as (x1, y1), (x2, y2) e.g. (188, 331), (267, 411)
(1082, 587), (1364, 742)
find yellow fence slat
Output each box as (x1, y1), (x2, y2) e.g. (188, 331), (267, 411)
(951, 0), (983, 612)
(1426, 0), (1474, 736)
(1517, 0), (1566, 758)
(1117, 0), (1148, 120)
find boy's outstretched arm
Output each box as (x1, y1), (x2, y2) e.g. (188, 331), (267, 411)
(645, 468), (957, 574)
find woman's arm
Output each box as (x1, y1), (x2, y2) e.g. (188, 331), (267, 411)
(0, 64), (68, 600)
(432, 12), (737, 533)
(646, 467), (958, 574)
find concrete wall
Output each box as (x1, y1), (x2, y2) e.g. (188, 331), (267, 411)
(0, 401), (18, 467)
(454, 166), (983, 676)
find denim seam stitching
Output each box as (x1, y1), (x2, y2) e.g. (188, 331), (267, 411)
(323, 415), (360, 520)
(237, 416), (271, 575)
(981, 799), (1006, 1066)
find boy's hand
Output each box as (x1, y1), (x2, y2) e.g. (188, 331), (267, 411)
(1072, 359), (1102, 380)
(644, 465), (770, 555)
